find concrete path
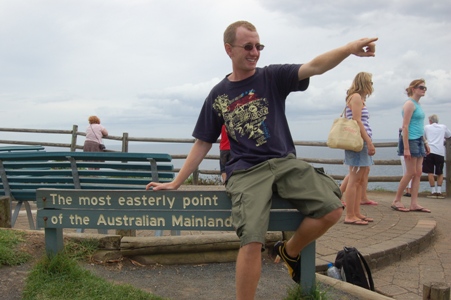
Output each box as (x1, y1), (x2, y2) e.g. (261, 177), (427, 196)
(11, 190), (450, 299)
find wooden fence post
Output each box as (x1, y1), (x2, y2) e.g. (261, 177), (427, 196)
(423, 282), (450, 300)
(122, 132), (129, 153)
(71, 124), (78, 152)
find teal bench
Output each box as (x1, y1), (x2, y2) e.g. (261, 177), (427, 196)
(0, 152), (174, 230)
(0, 145), (46, 152)
(36, 188), (316, 292)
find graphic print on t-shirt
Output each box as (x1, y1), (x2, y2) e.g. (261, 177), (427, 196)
(212, 89), (269, 147)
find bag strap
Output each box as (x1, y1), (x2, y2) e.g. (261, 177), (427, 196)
(356, 250), (375, 291)
(90, 125), (102, 144)
(340, 105), (347, 118)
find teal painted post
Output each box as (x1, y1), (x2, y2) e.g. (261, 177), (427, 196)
(44, 228), (64, 256)
(300, 241), (316, 292)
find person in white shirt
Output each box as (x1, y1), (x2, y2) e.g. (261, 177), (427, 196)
(423, 114), (451, 198)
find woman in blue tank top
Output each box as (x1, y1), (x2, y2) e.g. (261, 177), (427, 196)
(392, 79), (431, 213)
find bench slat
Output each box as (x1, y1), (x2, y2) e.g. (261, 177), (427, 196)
(2, 162), (174, 171)
(0, 152), (175, 229)
(0, 152), (172, 162)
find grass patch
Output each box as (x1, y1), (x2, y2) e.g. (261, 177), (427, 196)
(63, 238), (100, 260)
(284, 283), (329, 300)
(22, 251), (165, 300)
(0, 229), (32, 266)
(1, 230), (333, 299)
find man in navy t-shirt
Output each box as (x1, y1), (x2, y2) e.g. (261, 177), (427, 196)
(147, 20), (377, 299)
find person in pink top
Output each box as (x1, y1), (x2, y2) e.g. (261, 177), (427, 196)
(219, 125), (231, 182)
(83, 115), (108, 152)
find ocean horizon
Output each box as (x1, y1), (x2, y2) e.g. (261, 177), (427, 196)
(96, 139), (440, 193)
(28, 134), (442, 193)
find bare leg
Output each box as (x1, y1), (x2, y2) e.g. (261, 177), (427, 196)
(394, 156), (417, 207)
(427, 173), (435, 189)
(236, 243), (262, 300)
(285, 207), (342, 257)
(340, 174), (349, 194)
(340, 175), (349, 205)
(360, 167), (378, 205)
(344, 166), (367, 224)
(409, 157), (430, 211)
(437, 174), (444, 186)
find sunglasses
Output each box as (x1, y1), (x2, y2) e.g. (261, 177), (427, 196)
(231, 43), (265, 51)
(416, 86), (427, 91)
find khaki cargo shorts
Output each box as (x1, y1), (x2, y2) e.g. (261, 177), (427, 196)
(226, 154), (342, 247)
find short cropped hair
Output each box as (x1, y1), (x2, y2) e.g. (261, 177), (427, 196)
(429, 114), (439, 124)
(223, 21), (256, 45)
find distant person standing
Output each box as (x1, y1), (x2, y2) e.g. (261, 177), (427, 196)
(342, 72), (376, 226)
(392, 79), (431, 213)
(219, 125), (231, 183)
(423, 114), (451, 199)
(83, 116), (108, 152)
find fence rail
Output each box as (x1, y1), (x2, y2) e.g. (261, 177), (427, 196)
(0, 125), (450, 196)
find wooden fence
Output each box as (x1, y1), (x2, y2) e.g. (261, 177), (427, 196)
(0, 125), (450, 197)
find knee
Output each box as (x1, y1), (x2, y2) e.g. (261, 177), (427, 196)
(239, 243), (263, 259)
(240, 242), (263, 254)
(324, 207), (342, 225)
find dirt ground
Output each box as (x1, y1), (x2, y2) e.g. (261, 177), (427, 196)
(0, 232), (45, 300)
(0, 231), (294, 300)
(0, 231), (357, 300)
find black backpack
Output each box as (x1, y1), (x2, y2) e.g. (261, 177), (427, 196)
(335, 246), (374, 291)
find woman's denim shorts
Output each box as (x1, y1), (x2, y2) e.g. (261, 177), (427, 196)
(397, 137), (425, 157)
(344, 142), (374, 167)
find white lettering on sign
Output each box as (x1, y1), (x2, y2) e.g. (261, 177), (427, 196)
(69, 214), (90, 225)
(118, 195), (175, 209)
(96, 214), (165, 227)
(172, 215), (233, 228)
(50, 194), (73, 205)
(182, 195), (219, 209)
(78, 196), (112, 206)
(46, 193), (225, 210)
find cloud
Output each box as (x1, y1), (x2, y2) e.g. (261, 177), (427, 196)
(0, 0), (450, 142)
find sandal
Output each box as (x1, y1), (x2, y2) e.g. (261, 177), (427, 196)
(391, 205), (409, 212)
(344, 219), (368, 225)
(361, 200), (378, 205)
(410, 207), (431, 213)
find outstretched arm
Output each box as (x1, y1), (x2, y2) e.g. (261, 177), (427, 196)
(146, 139), (212, 191)
(298, 37), (378, 80)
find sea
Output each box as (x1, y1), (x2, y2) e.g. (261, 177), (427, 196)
(97, 139), (441, 193)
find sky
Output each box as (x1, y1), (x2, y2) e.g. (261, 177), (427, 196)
(1, 0), (450, 142)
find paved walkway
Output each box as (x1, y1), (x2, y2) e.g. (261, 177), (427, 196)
(11, 190), (450, 299)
